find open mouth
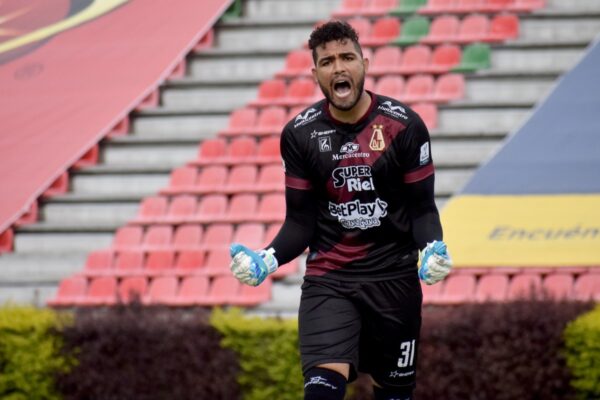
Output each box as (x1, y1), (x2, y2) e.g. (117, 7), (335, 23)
(333, 78), (352, 98)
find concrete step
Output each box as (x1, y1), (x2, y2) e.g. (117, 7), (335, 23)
(70, 168), (169, 195)
(130, 111), (229, 137)
(241, 0), (341, 20)
(13, 227), (115, 254)
(0, 253), (87, 284)
(41, 201), (139, 226)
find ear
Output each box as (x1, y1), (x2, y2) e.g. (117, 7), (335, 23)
(362, 56), (369, 74)
(311, 67), (317, 83)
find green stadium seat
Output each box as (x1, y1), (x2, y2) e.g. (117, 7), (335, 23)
(451, 43), (491, 73)
(390, 0), (428, 15)
(392, 16), (431, 46)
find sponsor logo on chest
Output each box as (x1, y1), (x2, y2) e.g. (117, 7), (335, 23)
(332, 165), (375, 192)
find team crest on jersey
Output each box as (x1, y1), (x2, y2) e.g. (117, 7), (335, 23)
(294, 108), (321, 128)
(369, 124), (385, 151)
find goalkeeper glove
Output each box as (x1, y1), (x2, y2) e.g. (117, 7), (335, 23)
(229, 243), (278, 286)
(418, 240), (453, 285)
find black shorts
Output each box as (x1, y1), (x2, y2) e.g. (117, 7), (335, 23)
(298, 268), (422, 389)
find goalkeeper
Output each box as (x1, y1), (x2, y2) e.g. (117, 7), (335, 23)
(230, 20), (452, 400)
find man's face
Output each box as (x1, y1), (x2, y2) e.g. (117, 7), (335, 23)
(312, 39), (369, 112)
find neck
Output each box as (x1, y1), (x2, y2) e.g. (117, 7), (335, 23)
(328, 91), (372, 124)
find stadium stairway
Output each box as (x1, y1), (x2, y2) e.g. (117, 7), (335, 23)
(2, 0), (600, 313)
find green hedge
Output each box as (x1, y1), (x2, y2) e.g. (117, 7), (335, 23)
(564, 304), (600, 399)
(211, 308), (303, 400)
(0, 306), (73, 400)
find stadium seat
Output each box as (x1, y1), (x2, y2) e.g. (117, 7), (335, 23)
(112, 225), (143, 250)
(47, 276), (88, 306)
(224, 136), (258, 164)
(255, 137), (281, 164)
(192, 138), (228, 165)
(83, 249), (114, 276)
(130, 196), (168, 224)
(276, 49), (313, 78)
(281, 77), (318, 107)
(85, 276), (118, 305)
(160, 166), (198, 195)
(144, 249), (176, 276)
(441, 274), (476, 303)
(142, 225), (173, 250)
(205, 275), (241, 305)
(162, 195), (197, 224)
(420, 15), (460, 44)
(254, 193), (286, 223)
(363, 0), (399, 16)
(173, 275), (210, 305)
(202, 223), (234, 250)
(396, 44), (432, 74)
(194, 165), (228, 193)
(456, 14), (490, 43)
(421, 280), (444, 304)
(118, 276), (148, 304)
(393, 16), (430, 46)
(418, 0), (458, 15)
(451, 42), (491, 72)
(114, 249), (145, 276)
(262, 223), (282, 248)
(401, 74), (435, 103)
(481, 0), (514, 12)
(365, 76), (376, 92)
(429, 73), (465, 102)
(474, 273), (509, 302)
(172, 224), (203, 251)
(174, 250), (206, 275)
(347, 17), (373, 44)
(412, 102), (438, 130)
(226, 193), (259, 222)
(218, 107), (258, 137)
(332, 0), (369, 18)
(203, 248), (233, 276)
(272, 258), (300, 279)
(425, 44), (462, 73)
(362, 17), (402, 47)
(507, 273), (543, 300)
(0, 229), (13, 254)
(193, 194), (229, 223)
(232, 223), (266, 250)
(144, 276), (178, 305)
(573, 272), (600, 301)
(248, 79), (287, 107)
(256, 164), (285, 192)
(224, 164), (258, 193)
(368, 46), (403, 77)
(455, 0), (485, 12)
(509, 0), (545, 12)
(390, 0), (428, 15)
(543, 273), (574, 300)
(374, 75), (405, 98)
(485, 14), (519, 42)
(232, 277), (273, 306)
(249, 106), (287, 136)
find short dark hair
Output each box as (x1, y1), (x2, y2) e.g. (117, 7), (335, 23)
(308, 20), (362, 63)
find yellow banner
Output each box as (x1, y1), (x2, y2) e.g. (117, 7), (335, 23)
(441, 195), (600, 267)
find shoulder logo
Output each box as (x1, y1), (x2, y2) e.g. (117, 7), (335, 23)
(369, 124), (385, 151)
(294, 108), (322, 127)
(382, 101), (406, 114)
(378, 101), (408, 120)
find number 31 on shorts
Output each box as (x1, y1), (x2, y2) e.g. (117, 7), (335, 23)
(397, 340), (416, 368)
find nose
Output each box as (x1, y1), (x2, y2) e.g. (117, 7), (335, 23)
(332, 57), (346, 74)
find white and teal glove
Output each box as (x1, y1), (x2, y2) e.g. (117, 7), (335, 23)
(229, 244), (278, 286)
(418, 240), (453, 285)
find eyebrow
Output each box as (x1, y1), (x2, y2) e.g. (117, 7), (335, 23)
(317, 51), (359, 64)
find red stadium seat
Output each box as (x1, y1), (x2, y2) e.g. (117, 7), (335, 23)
(421, 280), (444, 304)
(361, 17), (401, 47)
(202, 223), (234, 250)
(401, 74), (435, 103)
(262, 223), (282, 248)
(279, 77), (317, 107)
(218, 107), (258, 137)
(363, 0), (399, 16)
(249, 79), (287, 107)
(114, 249), (145, 276)
(130, 196), (168, 224)
(441, 274), (476, 303)
(112, 225), (143, 250)
(485, 14), (519, 42)
(225, 136), (258, 164)
(481, 0), (514, 12)
(194, 194), (229, 223)
(543, 273), (574, 300)
(397, 44), (432, 74)
(205, 275), (241, 305)
(144, 276), (178, 304)
(0, 229), (13, 254)
(418, 0), (457, 14)
(83, 249), (114, 276)
(193, 138), (228, 165)
(368, 46), (403, 77)
(162, 195), (198, 224)
(85, 276), (118, 305)
(429, 73), (465, 102)
(118, 277), (148, 304)
(232, 223), (266, 250)
(276, 49), (313, 78)
(226, 193), (259, 222)
(332, 0), (368, 18)
(174, 275), (210, 305)
(224, 164), (258, 193)
(256, 164), (285, 192)
(507, 273), (543, 300)
(420, 15), (460, 44)
(255, 137), (281, 164)
(142, 225), (173, 249)
(254, 193), (286, 223)
(455, 0), (484, 12)
(232, 277), (273, 306)
(456, 14), (490, 43)
(48, 276), (88, 306)
(474, 273), (509, 302)
(509, 0), (545, 12)
(160, 166), (198, 195)
(573, 272), (600, 301)
(174, 250), (206, 275)
(250, 106), (287, 136)
(203, 248), (233, 276)
(425, 44), (461, 73)
(347, 17), (372, 43)
(144, 249), (176, 276)
(412, 102), (438, 130)
(374, 75), (405, 98)
(172, 224), (203, 251)
(194, 165), (228, 193)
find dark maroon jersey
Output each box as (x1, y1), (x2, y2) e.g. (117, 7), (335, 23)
(281, 92), (435, 279)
